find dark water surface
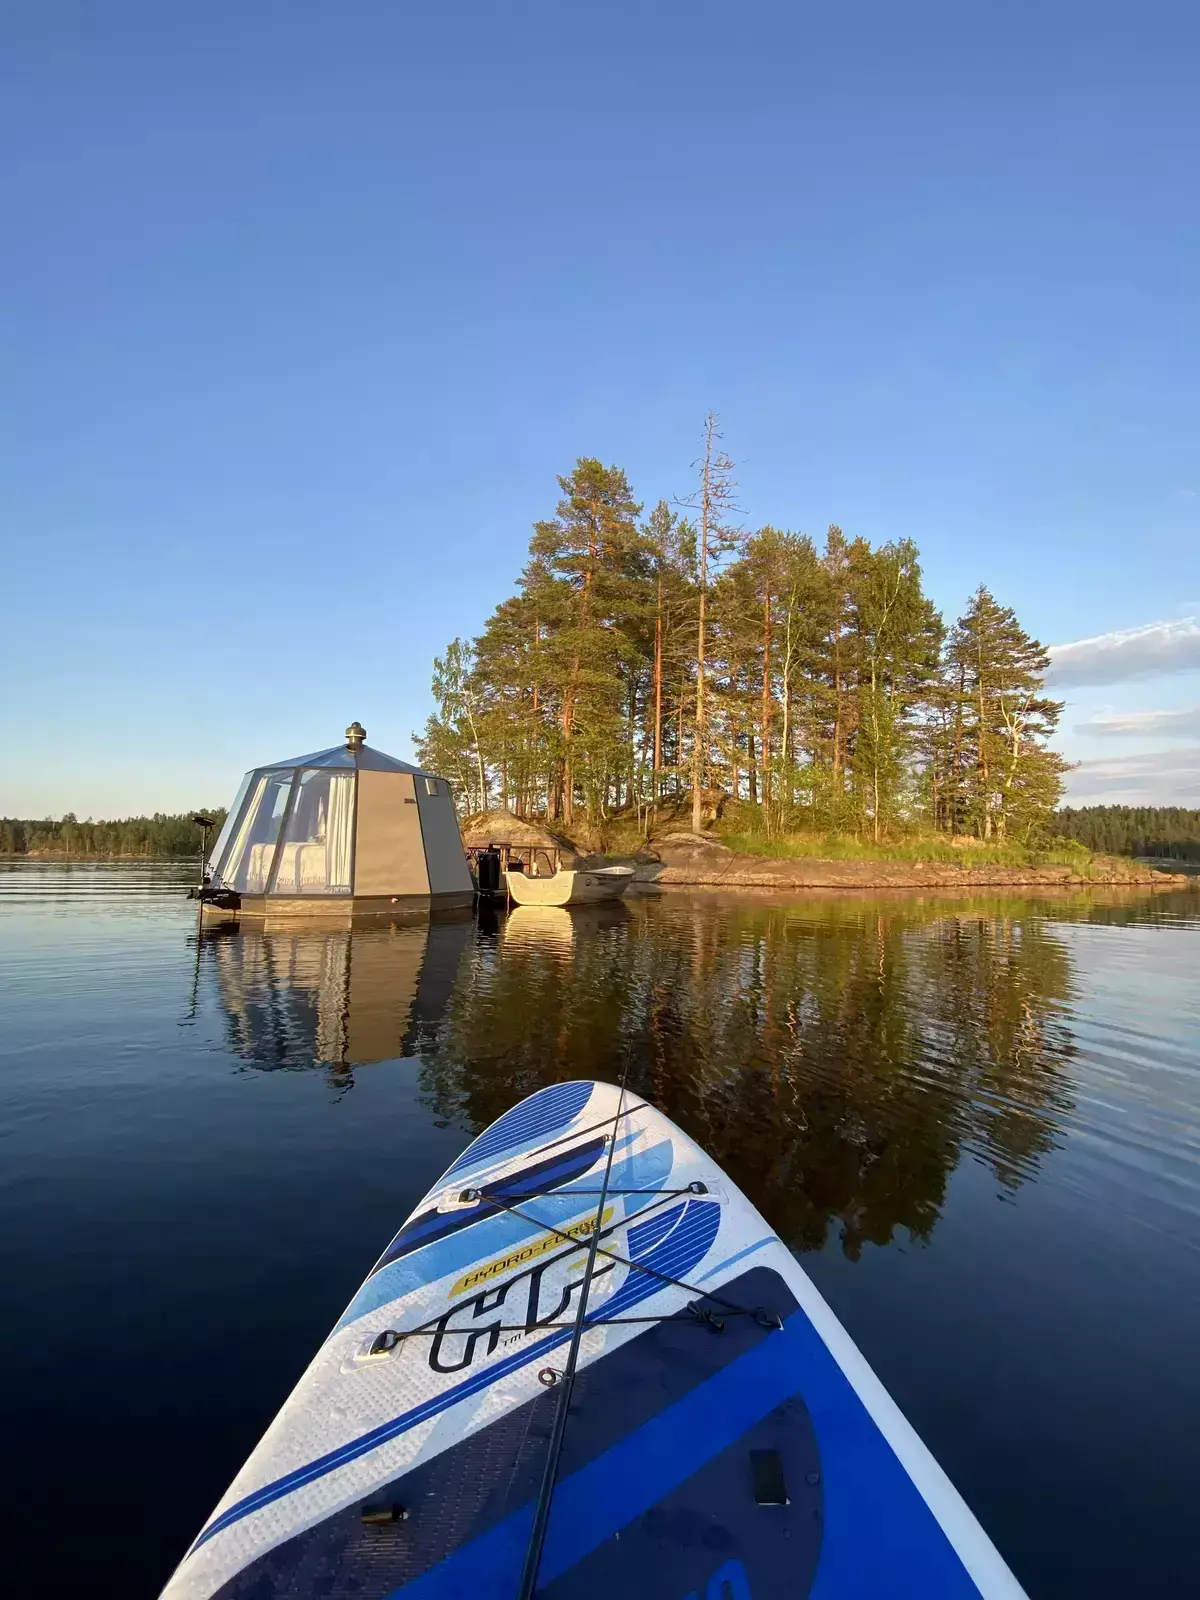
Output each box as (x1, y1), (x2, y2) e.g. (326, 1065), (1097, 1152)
(2, 861), (1198, 1597)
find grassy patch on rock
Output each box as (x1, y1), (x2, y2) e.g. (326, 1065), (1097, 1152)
(716, 829), (1099, 872)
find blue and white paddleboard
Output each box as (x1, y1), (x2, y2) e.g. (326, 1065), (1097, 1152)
(162, 1080), (1028, 1599)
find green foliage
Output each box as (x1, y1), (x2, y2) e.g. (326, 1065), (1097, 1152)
(0, 811), (225, 858)
(418, 638), (490, 812)
(1056, 806), (1200, 862)
(939, 586), (1068, 843)
(417, 436), (1075, 846)
(848, 538), (942, 841)
(719, 828), (1094, 870)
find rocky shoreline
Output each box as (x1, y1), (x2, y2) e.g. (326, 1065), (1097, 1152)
(625, 833), (1190, 891)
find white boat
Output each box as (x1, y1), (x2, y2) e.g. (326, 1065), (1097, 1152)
(505, 862), (635, 906)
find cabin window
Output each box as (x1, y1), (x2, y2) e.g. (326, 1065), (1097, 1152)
(215, 771), (295, 893)
(207, 771), (253, 877)
(424, 777), (439, 796)
(268, 770), (355, 895)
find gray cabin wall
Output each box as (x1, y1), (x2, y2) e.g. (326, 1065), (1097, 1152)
(413, 778), (473, 895)
(354, 771), (431, 895)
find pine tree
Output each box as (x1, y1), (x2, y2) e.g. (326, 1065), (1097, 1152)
(808, 527), (870, 829)
(945, 587), (1066, 841)
(641, 500), (696, 806)
(709, 557), (761, 801)
(528, 459), (644, 824)
(850, 540), (942, 840)
(739, 528), (793, 808)
(767, 534), (825, 830)
(472, 585), (556, 815)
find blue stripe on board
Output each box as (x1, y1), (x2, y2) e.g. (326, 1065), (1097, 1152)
(334, 1136), (672, 1334)
(442, 1102), (598, 1185)
(370, 1138), (609, 1270)
(445, 1082), (595, 1177)
(388, 1284), (982, 1599)
(598, 1203), (720, 1321)
(190, 1198), (718, 1556)
(625, 1204), (680, 1257)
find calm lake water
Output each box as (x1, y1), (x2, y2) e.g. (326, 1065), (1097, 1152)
(2, 860), (1198, 1598)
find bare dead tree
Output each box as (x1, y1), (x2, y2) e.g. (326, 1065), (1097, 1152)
(678, 413), (741, 834)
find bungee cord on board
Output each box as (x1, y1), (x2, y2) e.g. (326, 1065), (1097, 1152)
(514, 1053), (633, 1600)
(360, 1062), (784, 1599)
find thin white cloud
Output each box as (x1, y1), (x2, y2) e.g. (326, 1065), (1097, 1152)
(1046, 617), (1200, 688)
(1074, 706), (1200, 740)
(1065, 750), (1200, 803)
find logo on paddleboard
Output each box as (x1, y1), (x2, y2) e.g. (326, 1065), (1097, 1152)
(448, 1208), (614, 1299)
(430, 1243), (616, 1373)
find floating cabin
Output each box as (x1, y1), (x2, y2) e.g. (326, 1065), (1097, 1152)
(202, 723), (473, 924)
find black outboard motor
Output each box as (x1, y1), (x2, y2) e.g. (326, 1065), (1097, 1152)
(476, 846), (502, 896)
(188, 882), (241, 910)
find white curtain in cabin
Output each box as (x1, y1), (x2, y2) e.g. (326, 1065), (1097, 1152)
(213, 775), (266, 887)
(272, 769), (355, 894)
(326, 773), (354, 892)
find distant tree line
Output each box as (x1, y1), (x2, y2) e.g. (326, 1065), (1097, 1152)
(1055, 806), (1200, 862)
(0, 812), (225, 858)
(417, 423), (1069, 844)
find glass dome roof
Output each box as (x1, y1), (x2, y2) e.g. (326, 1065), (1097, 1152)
(257, 742), (428, 774)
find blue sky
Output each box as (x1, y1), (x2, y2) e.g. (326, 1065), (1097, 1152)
(3, 1), (1198, 816)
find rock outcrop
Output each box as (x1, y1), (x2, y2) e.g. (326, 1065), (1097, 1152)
(457, 815), (1189, 890)
(632, 833), (1187, 889)
(458, 810), (583, 867)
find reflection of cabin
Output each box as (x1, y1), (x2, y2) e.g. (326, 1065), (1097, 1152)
(205, 723), (473, 924)
(206, 913), (473, 1070)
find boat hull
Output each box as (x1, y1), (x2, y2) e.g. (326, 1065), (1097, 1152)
(505, 865), (634, 906)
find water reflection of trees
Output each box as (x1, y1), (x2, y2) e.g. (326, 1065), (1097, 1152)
(418, 896), (1081, 1257)
(199, 890), (1140, 1255)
